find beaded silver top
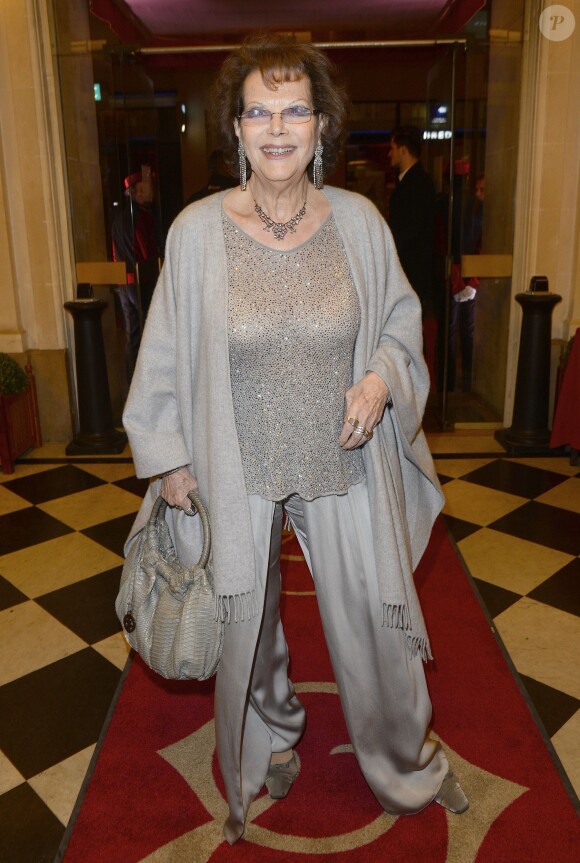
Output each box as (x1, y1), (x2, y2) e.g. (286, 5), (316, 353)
(224, 211), (365, 501)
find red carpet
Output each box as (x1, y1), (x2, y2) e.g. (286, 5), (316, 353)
(61, 519), (580, 862)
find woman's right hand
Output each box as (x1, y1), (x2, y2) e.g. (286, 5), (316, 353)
(160, 467), (199, 512)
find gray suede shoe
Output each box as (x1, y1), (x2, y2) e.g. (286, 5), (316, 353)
(434, 770), (469, 814)
(265, 751), (301, 800)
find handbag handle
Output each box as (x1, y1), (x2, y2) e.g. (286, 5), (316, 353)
(153, 491), (211, 571)
(186, 491), (211, 570)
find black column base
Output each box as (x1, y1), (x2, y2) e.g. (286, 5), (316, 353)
(66, 429), (127, 456)
(494, 428), (563, 457)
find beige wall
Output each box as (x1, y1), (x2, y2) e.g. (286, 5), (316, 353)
(0, 0), (76, 440)
(505, 0), (580, 423)
(527, 0), (580, 338)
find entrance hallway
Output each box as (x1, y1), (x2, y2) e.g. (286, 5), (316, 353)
(0, 433), (578, 861)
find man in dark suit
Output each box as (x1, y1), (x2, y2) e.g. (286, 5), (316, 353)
(388, 126), (436, 319)
(184, 149), (237, 207)
(388, 126), (437, 387)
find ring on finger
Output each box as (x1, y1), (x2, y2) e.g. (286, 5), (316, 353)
(352, 423), (373, 440)
(347, 415), (359, 428)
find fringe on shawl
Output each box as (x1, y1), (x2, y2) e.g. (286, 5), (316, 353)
(382, 602), (433, 662)
(214, 598), (431, 656)
(215, 590), (258, 623)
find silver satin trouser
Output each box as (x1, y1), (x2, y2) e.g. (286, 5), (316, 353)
(214, 478), (448, 844)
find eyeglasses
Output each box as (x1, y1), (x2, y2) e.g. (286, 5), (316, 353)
(238, 106), (320, 125)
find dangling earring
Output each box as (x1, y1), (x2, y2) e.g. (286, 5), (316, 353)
(238, 140), (247, 191)
(313, 139), (324, 190)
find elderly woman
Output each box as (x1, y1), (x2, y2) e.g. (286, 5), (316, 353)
(123, 32), (468, 844)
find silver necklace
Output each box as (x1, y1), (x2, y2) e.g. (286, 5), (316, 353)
(253, 195), (307, 241)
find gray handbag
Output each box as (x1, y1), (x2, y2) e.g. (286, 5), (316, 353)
(115, 491), (224, 680)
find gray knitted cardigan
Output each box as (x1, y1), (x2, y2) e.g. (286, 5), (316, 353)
(123, 186), (444, 660)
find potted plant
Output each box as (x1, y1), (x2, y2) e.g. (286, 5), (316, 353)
(0, 353), (42, 473)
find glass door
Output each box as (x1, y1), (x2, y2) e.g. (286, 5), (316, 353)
(425, 9), (524, 431)
(425, 42), (465, 429)
(51, 0), (183, 419)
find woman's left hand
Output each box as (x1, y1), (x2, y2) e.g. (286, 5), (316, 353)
(339, 372), (390, 450)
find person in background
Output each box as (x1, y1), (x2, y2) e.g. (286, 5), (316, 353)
(184, 149), (237, 206)
(111, 166), (160, 383)
(388, 126), (437, 385)
(123, 33), (468, 845)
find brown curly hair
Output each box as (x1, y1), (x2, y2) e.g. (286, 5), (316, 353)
(210, 32), (350, 184)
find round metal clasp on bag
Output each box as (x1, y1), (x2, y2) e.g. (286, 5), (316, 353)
(123, 612), (136, 633)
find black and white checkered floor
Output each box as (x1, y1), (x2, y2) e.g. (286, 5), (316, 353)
(0, 435), (578, 862)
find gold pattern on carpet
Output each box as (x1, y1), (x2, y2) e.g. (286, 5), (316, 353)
(145, 683), (528, 861)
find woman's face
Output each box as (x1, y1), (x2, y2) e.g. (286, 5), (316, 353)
(234, 69), (319, 189)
